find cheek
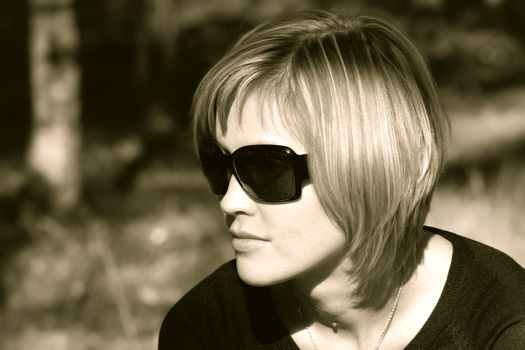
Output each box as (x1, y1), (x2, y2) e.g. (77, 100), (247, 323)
(261, 184), (345, 243)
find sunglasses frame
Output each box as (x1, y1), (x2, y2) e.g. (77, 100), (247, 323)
(199, 142), (310, 203)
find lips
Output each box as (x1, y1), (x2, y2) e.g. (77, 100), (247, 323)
(231, 230), (267, 240)
(230, 231), (269, 252)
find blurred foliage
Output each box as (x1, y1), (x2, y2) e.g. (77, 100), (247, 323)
(1, 0), (524, 150)
(61, 0), (525, 133)
(0, 0), (524, 349)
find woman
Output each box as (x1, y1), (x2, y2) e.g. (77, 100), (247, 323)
(159, 10), (525, 349)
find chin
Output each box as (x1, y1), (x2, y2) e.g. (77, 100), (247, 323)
(236, 258), (288, 287)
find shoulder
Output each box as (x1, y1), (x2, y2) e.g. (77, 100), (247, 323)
(427, 226), (525, 290)
(169, 259), (242, 309)
(492, 320), (525, 349)
(161, 259), (242, 323)
(412, 227), (525, 348)
(435, 227), (525, 294)
(158, 260), (293, 349)
(158, 260), (245, 349)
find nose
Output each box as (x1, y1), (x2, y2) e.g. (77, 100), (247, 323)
(219, 174), (255, 216)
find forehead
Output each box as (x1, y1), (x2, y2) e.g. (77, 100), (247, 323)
(215, 93), (306, 154)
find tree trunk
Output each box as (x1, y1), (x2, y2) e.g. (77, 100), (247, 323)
(27, 0), (81, 211)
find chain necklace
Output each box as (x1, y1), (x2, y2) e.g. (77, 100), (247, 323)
(296, 286), (402, 350)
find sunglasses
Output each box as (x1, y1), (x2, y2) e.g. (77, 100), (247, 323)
(198, 142), (310, 203)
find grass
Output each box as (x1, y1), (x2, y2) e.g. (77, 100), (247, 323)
(427, 161), (525, 267)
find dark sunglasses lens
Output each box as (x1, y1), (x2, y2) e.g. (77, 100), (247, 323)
(235, 149), (297, 201)
(199, 145), (228, 195)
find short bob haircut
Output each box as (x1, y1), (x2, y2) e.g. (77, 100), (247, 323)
(192, 10), (449, 308)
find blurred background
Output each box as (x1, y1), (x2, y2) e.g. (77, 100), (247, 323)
(0, 0), (524, 349)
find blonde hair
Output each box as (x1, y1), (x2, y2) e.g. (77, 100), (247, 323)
(192, 10), (449, 308)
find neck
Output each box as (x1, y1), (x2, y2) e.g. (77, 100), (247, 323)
(293, 268), (356, 331)
(271, 252), (403, 349)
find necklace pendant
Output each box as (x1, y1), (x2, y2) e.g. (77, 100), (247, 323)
(331, 322), (338, 333)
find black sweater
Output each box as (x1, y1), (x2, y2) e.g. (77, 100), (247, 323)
(159, 228), (525, 349)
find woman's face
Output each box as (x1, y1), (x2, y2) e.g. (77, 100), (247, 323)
(215, 93), (348, 286)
